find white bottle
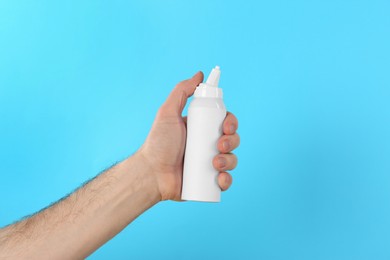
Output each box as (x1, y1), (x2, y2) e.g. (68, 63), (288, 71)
(181, 66), (227, 202)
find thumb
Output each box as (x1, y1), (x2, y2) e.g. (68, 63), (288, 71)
(159, 71), (204, 117)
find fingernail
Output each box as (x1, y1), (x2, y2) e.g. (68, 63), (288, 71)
(192, 71), (201, 77)
(223, 140), (230, 151)
(225, 174), (231, 185)
(218, 157), (227, 169)
(229, 124), (235, 134)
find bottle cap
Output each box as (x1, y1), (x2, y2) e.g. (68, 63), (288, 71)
(194, 66), (223, 98)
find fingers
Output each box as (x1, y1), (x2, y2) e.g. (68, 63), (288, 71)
(223, 112), (238, 135)
(159, 71), (204, 117)
(217, 133), (240, 153)
(216, 112), (239, 192)
(213, 153), (238, 171)
(218, 172), (232, 191)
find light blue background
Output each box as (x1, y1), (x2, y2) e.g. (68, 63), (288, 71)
(1, 1), (390, 259)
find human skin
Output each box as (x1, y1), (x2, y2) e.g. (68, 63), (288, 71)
(0, 71), (240, 259)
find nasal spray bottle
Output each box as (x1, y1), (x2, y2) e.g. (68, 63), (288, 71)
(181, 66), (227, 202)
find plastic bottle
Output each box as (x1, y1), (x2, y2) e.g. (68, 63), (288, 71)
(181, 66), (227, 202)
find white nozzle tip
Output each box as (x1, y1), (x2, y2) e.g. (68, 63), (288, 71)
(205, 65), (221, 87)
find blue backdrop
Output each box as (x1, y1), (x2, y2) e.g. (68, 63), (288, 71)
(1, 1), (390, 259)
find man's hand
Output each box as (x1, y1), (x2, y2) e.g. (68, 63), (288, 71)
(0, 71), (240, 259)
(140, 71), (240, 201)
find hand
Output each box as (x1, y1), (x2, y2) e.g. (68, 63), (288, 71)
(139, 71), (240, 201)
(0, 71), (239, 259)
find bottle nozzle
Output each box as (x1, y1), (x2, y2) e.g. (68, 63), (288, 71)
(205, 65), (221, 87)
(194, 65), (223, 98)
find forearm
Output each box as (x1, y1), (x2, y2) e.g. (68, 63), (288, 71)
(0, 152), (160, 259)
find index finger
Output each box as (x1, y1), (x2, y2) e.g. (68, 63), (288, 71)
(223, 112), (238, 135)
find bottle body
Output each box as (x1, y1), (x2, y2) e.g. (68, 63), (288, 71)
(181, 97), (226, 202)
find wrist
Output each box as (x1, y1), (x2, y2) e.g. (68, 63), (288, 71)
(124, 151), (162, 204)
